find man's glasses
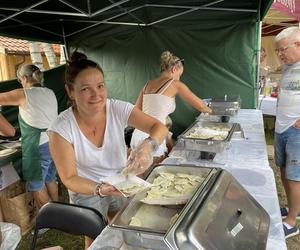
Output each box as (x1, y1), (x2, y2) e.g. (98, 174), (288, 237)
(275, 43), (296, 54)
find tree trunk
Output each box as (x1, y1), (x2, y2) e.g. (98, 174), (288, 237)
(29, 42), (44, 71)
(42, 42), (57, 68)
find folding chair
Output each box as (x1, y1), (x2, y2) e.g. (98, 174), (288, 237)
(30, 201), (107, 250)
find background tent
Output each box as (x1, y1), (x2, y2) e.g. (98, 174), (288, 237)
(0, 0), (272, 137)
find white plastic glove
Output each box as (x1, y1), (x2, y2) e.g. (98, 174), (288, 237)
(123, 139), (154, 176)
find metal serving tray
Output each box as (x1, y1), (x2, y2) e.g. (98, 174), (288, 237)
(178, 121), (237, 153)
(209, 95), (241, 116)
(110, 164), (270, 250)
(110, 164), (215, 250)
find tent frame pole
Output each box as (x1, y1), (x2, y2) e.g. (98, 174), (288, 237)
(0, 0), (48, 24)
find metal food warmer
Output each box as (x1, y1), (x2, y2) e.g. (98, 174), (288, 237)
(110, 164), (270, 250)
(209, 95), (241, 122)
(176, 121), (238, 159)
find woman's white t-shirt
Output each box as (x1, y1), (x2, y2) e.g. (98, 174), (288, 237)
(48, 99), (134, 183)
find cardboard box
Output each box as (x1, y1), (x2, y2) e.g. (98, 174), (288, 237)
(0, 181), (37, 235)
(0, 164), (20, 191)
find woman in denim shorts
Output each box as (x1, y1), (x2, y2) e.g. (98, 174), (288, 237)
(0, 64), (58, 209)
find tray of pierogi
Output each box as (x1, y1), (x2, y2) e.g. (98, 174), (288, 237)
(109, 164), (270, 250)
(140, 170), (206, 205)
(110, 164), (214, 249)
(178, 121), (238, 153)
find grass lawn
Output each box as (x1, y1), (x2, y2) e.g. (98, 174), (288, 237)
(263, 115), (275, 145)
(17, 230), (84, 250)
(265, 128), (274, 145)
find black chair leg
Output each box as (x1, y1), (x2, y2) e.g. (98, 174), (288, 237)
(30, 229), (39, 250)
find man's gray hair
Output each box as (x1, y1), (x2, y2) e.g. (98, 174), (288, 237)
(275, 27), (300, 42)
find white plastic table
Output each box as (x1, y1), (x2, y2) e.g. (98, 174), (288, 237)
(258, 95), (277, 116)
(167, 109), (286, 250)
(89, 109), (287, 250)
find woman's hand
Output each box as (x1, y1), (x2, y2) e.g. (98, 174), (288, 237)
(101, 183), (123, 196)
(202, 106), (212, 113)
(124, 139), (153, 175)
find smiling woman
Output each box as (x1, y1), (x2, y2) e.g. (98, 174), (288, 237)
(47, 51), (168, 248)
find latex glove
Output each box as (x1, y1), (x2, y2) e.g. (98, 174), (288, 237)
(123, 139), (153, 176)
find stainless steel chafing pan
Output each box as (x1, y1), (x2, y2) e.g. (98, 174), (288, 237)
(109, 164), (270, 250)
(178, 121), (238, 153)
(209, 95), (241, 116)
(110, 164), (215, 250)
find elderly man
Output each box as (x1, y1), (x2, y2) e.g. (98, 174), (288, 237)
(274, 26), (300, 239)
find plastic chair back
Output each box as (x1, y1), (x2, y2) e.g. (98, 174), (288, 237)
(30, 201), (107, 249)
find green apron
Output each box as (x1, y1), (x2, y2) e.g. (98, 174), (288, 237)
(18, 115), (46, 181)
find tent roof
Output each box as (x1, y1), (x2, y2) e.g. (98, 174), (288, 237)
(0, 0), (272, 44)
(262, 8), (298, 36)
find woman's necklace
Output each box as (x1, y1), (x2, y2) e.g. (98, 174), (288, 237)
(74, 109), (99, 137)
(92, 126), (96, 136)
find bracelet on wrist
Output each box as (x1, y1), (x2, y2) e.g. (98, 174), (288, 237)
(94, 182), (107, 198)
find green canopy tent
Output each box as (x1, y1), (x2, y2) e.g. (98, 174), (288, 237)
(0, 0), (273, 136)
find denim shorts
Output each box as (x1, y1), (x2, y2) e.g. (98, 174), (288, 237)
(69, 191), (128, 219)
(27, 142), (57, 191)
(275, 126), (300, 181)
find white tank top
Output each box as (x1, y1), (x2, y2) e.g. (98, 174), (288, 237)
(130, 79), (176, 156)
(19, 87), (58, 145)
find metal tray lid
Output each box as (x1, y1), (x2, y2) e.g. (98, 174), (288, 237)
(164, 170), (270, 250)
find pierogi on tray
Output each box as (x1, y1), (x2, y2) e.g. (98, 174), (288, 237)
(185, 125), (229, 140)
(141, 172), (204, 205)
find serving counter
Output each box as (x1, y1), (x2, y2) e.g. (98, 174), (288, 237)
(89, 109), (286, 250)
(167, 109), (286, 250)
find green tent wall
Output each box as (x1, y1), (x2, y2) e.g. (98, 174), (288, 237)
(0, 0), (273, 137)
(68, 15), (264, 135)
